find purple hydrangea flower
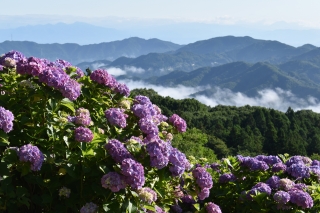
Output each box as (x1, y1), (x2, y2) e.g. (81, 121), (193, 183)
(272, 162), (287, 172)
(137, 187), (157, 204)
(132, 103), (157, 119)
(168, 114), (187, 132)
(192, 167), (213, 189)
(238, 156), (269, 171)
(181, 194), (196, 204)
(134, 95), (151, 105)
(169, 148), (191, 177)
(286, 163), (310, 179)
(59, 78), (81, 101)
(16, 57), (45, 76)
(121, 158), (145, 189)
(292, 183), (308, 191)
(285, 156), (304, 167)
(101, 172), (127, 192)
(198, 187), (210, 200)
(74, 127), (93, 142)
(210, 163), (221, 172)
(146, 138), (172, 169)
(266, 175), (280, 189)
(309, 165), (320, 176)
(80, 202), (99, 213)
(288, 189), (313, 209)
(206, 202), (222, 213)
(105, 108), (128, 128)
(54, 59), (72, 69)
(18, 144), (44, 171)
(75, 108), (91, 126)
(39, 66), (69, 88)
(312, 160), (320, 166)
(219, 173), (237, 183)
(104, 139), (133, 163)
(0, 65), (3, 71)
(139, 116), (159, 135)
(0, 106), (14, 133)
(255, 155), (282, 165)
(247, 182), (272, 200)
(114, 82), (130, 97)
(0, 50), (25, 66)
(273, 190), (290, 204)
(90, 69), (117, 89)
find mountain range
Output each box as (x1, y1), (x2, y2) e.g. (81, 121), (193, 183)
(2, 35), (320, 100)
(0, 37), (182, 64)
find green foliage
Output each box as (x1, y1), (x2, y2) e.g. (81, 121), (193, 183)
(133, 88), (320, 158)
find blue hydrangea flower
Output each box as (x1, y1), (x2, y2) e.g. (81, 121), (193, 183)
(104, 139), (133, 163)
(288, 189), (313, 209)
(80, 202), (99, 213)
(121, 158), (145, 189)
(18, 144), (44, 171)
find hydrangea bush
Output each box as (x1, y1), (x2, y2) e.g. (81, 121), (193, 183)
(0, 51), (214, 212)
(1, 50), (320, 213)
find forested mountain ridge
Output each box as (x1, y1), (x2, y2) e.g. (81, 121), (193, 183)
(131, 88), (320, 160)
(145, 61), (320, 99)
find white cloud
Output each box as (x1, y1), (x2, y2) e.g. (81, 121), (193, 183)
(119, 79), (320, 113)
(107, 66), (145, 76)
(107, 67), (126, 76)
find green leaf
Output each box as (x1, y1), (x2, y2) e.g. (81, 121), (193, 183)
(143, 205), (155, 211)
(0, 131), (9, 146)
(61, 98), (75, 112)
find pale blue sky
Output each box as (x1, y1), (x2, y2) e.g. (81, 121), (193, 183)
(2, 0), (320, 28)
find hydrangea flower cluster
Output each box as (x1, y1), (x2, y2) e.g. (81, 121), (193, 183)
(286, 163), (310, 179)
(169, 148), (191, 177)
(74, 126), (93, 142)
(105, 108), (128, 128)
(0, 65), (3, 71)
(146, 137), (172, 169)
(59, 187), (71, 198)
(80, 202), (99, 213)
(278, 178), (295, 191)
(272, 162), (287, 172)
(192, 166), (213, 200)
(206, 202), (222, 213)
(90, 69), (130, 96)
(219, 173), (237, 183)
(0, 106), (14, 133)
(288, 189), (313, 209)
(0, 50), (25, 66)
(137, 187), (157, 204)
(18, 144), (44, 171)
(101, 172), (127, 192)
(14, 55), (82, 101)
(120, 158), (145, 189)
(247, 182), (272, 200)
(104, 139), (133, 163)
(168, 114), (187, 132)
(273, 190), (290, 204)
(72, 108), (92, 126)
(237, 155), (269, 171)
(266, 175), (280, 189)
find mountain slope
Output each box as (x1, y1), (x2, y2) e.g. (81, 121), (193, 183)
(147, 61), (320, 99)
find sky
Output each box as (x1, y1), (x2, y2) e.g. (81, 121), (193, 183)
(2, 0), (320, 28)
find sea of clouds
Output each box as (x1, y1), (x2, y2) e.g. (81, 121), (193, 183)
(119, 79), (320, 113)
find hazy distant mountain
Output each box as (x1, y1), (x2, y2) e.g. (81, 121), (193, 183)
(0, 22), (127, 45)
(0, 37), (182, 64)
